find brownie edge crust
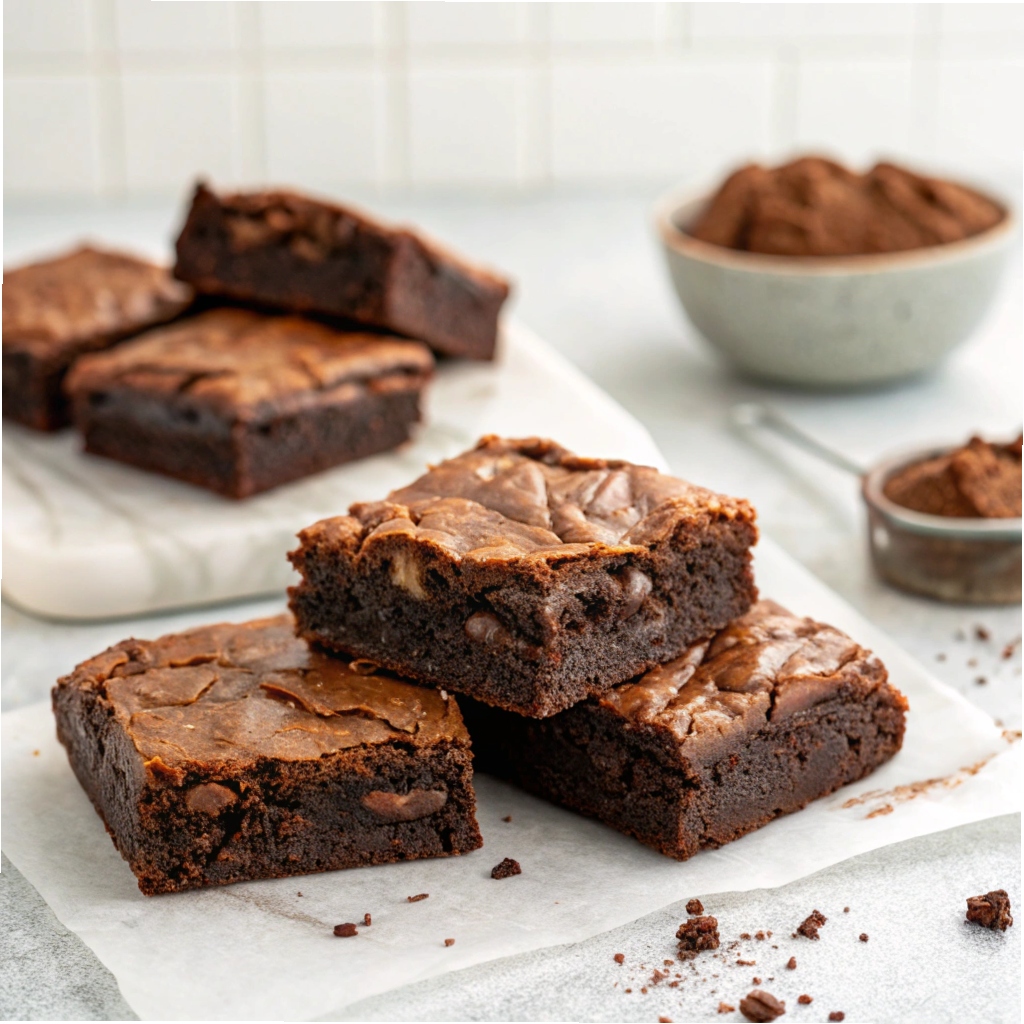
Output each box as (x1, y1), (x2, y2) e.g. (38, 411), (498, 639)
(289, 436), (758, 717)
(463, 600), (909, 859)
(52, 615), (482, 895)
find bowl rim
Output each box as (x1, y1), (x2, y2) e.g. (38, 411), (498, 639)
(654, 179), (1017, 276)
(862, 444), (1023, 540)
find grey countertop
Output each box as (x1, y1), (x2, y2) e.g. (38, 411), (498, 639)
(2, 187), (1020, 1021)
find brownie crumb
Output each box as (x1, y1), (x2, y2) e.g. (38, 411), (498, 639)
(966, 889), (1013, 931)
(1002, 636), (1021, 659)
(797, 909), (827, 939)
(829, 1013), (845, 1022)
(786, 956), (797, 970)
(936, 653), (947, 662)
(625, 988), (632, 994)
(718, 1003), (735, 1014)
(664, 959), (675, 966)
(843, 907), (850, 913)
(740, 932), (751, 940)
(641, 986), (648, 994)
(976, 676), (988, 685)
(798, 994), (813, 1004)
(677, 915), (721, 959)
(859, 933), (869, 942)
(659, 1017), (672, 1023)
(333, 923), (358, 938)
(766, 930), (772, 937)
(739, 989), (786, 1022)
(651, 969), (667, 985)
(296, 892), (303, 897)
(407, 893), (429, 903)
(491, 857), (522, 879)
(737, 959), (756, 966)
(752, 976), (762, 985)
(444, 937), (455, 947)
(755, 930), (765, 940)
(975, 625), (991, 641)
(614, 953), (625, 964)
(687, 898), (705, 915)
(502, 815), (512, 822)
(968, 657), (978, 667)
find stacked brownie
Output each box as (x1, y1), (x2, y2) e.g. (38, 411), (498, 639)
(54, 434), (907, 893)
(7, 182), (511, 498)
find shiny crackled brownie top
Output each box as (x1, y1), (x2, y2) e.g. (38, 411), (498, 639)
(311, 436), (756, 563)
(56, 615), (467, 774)
(600, 600), (903, 755)
(65, 307), (434, 420)
(3, 245), (192, 356)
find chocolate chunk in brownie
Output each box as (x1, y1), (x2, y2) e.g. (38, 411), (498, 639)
(739, 989), (786, 1022)
(52, 615), (481, 895)
(289, 435), (758, 717)
(686, 899), (705, 915)
(676, 916), (720, 959)
(65, 307), (433, 498)
(462, 600), (907, 859)
(796, 910), (827, 940)
(174, 182), (510, 360)
(491, 857), (521, 879)
(3, 245), (192, 430)
(883, 435), (1022, 518)
(966, 889), (1013, 931)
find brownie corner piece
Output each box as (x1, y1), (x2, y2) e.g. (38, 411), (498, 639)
(2, 244), (192, 431)
(462, 599), (908, 859)
(173, 181), (511, 360)
(52, 614), (481, 895)
(65, 307), (434, 498)
(288, 435), (758, 717)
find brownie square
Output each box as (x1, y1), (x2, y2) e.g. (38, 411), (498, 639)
(174, 182), (511, 360)
(289, 436), (758, 717)
(2, 245), (193, 431)
(65, 307), (434, 499)
(52, 615), (482, 895)
(462, 600), (908, 859)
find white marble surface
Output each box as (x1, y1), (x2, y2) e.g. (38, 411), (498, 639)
(2, 188), (1021, 1020)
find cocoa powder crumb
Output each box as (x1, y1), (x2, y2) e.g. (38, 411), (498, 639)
(687, 899), (705, 915)
(641, 986), (648, 994)
(739, 989), (786, 1022)
(976, 625), (991, 641)
(444, 938), (455, 947)
(502, 815), (512, 822)
(407, 893), (429, 903)
(796, 909), (827, 939)
(718, 1003), (735, 1014)
(859, 933), (869, 942)
(1002, 636), (1021, 659)
(333, 923), (357, 938)
(786, 957), (797, 970)
(491, 857), (522, 879)
(798, 994), (813, 1005)
(736, 959), (756, 966)
(614, 953), (625, 964)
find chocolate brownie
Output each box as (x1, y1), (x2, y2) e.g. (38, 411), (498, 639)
(2, 245), (192, 431)
(174, 182), (510, 360)
(65, 307), (434, 498)
(289, 436), (758, 717)
(462, 601), (908, 858)
(52, 615), (482, 895)
(883, 434), (1022, 518)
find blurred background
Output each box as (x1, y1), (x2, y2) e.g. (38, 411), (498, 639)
(4, 0), (1023, 202)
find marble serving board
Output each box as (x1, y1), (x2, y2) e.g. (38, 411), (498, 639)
(2, 322), (666, 621)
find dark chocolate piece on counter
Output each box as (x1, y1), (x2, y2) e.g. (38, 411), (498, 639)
(2, 245), (192, 431)
(490, 857), (521, 879)
(289, 435), (758, 718)
(739, 989), (785, 1022)
(52, 614), (481, 895)
(174, 182), (511, 360)
(65, 307), (433, 498)
(796, 910), (827, 940)
(676, 915), (720, 959)
(966, 889), (1013, 931)
(461, 601), (908, 859)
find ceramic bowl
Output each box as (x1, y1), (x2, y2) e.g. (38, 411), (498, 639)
(655, 185), (1015, 389)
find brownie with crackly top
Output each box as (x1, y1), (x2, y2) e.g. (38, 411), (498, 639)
(52, 614), (482, 895)
(288, 436), (758, 717)
(462, 601), (908, 858)
(65, 307), (434, 498)
(2, 245), (193, 431)
(174, 182), (511, 360)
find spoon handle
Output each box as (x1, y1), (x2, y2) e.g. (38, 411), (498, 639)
(731, 402), (866, 477)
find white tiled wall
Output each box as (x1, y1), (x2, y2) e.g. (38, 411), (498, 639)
(3, 0), (1022, 199)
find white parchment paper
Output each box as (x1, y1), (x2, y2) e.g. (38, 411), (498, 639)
(2, 326), (1019, 1020)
